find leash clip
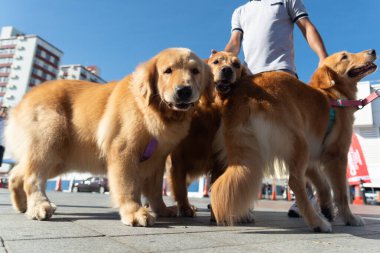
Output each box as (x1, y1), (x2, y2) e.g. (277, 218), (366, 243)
(376, 89), (380, 96)
(357, 99), (364, 110)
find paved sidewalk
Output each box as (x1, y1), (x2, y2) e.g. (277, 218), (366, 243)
(0, 188), (379, 253)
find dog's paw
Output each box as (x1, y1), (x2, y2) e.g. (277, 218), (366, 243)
(156, 205), (178, 217)
(26, 201), (55, 220)
(320, 205), (335, 222)
(238, 209), (255, 224)
(121, 207), (156, 227)
(345, 214), (365, 226)
(311, 218), (332, 233)
(50, 202), (57, 213)
(178, 205), (197, 217)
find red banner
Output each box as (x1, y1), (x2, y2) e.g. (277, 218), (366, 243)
(346, 133), (371, 185)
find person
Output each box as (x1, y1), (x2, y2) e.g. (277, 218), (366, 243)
(222, 0), (328, 217)
(223, 0), (327, 76)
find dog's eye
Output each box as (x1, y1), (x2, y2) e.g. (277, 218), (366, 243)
(233, 62), (241, 69)
(191, 68), (200, 75)
(164, 67), (172, 74)
(213, 60), (219, 65)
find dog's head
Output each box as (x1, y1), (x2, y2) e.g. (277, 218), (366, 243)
(208, 51), (247, 95)
(133, 48), (212, 111)
(310, 50), (377, 97)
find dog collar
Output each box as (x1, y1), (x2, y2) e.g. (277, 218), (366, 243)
(140, 138), (158, 162)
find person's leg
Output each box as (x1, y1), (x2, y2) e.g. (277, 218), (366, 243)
(288, 182), (318, 218)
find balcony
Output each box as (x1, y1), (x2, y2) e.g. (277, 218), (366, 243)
(4, 93), (13, 99)
(0, 45), (16, 49)
(0, 54), (14, 58)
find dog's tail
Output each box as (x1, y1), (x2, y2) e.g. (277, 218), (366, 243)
(211, 163), (263, 225)
(4, 108), (29, 163)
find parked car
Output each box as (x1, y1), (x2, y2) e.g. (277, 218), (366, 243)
(0, 176), (8, 188)
(72, 177), (108, 194)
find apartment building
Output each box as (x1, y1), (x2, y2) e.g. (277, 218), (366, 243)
(59, 64), (106, 84)
(0, 26), (63, 107)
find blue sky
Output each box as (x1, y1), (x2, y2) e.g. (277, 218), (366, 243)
(1, 0), (379, 82)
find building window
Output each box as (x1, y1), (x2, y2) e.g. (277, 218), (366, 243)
(49, 55), (55, 63)
(36, 49), (42, 57)
(0, 77), (8, 83)
(0, 58), (12, 64)
(0, 48), (15, 55)
(0, 39), (16, 46)
(0, 67), (10, 73)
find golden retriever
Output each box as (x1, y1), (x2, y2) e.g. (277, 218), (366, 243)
(211, 49), (377, 232)
(6, 48), (212, 227)
(167, 51), (246, 217)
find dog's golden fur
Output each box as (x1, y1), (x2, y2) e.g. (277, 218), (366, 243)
(211, 50), (377, 232)
(6, 48), (212, 226)
(167, 52), (246, 217)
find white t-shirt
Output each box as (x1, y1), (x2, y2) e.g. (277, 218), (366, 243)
(231, 0), (308, 74)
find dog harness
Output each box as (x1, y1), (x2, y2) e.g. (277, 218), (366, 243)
(323, 108), (335, 144)
(140, 138), (158, 162)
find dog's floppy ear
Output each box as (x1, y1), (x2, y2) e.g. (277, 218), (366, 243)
(310, 65), (336, 89)
(133, 57), (157, 106)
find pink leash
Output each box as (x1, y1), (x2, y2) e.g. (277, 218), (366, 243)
(330, 89), (380, 109)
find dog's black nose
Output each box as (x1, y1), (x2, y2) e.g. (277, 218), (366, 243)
(221, 66), (233, 78)
(175, 86), (192, 101)
(368, 49), (376, 56)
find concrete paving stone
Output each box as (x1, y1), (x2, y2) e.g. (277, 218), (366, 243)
(0, 214), (102, 241)
(332, 223), (380, 236)
(113, 233), (227, 252)
(245, 233), (380, 253)
(361, 215), (380, 224)
(72, 214), (249, 237)
(69, 206), (269, 237)
(316, 233), (380, 252)
(253, 215), (308, 229)
(188, 227), (360, 246)
(5, 236), (138, 253)
(1, 189), (380, 253)
(54, 209), (120, 220)
(254, 217), (380, 236)
(175, 244), (268, 253)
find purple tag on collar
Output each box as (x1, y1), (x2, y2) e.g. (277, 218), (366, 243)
(140, 138), (158, 162)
